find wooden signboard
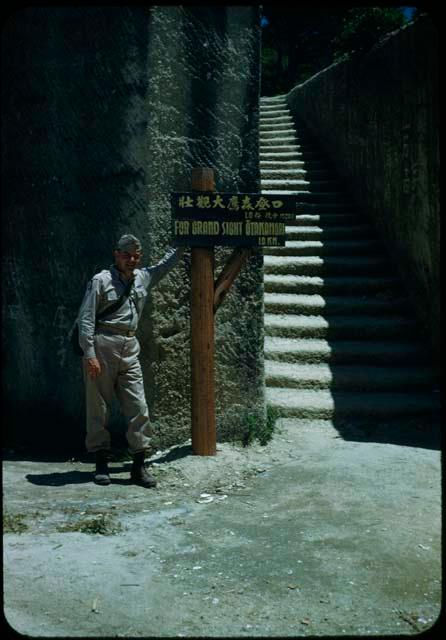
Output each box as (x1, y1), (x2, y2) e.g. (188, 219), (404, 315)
(180, 170), (300, 457)
(171, 192), (297, 247)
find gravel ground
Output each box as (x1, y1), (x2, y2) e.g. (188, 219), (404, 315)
(3, 416), (442, 637)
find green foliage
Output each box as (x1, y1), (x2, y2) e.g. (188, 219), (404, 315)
(57, 514), (122, 535)
(332, 7), (406, 59)
(261, 6), (409, 95)
(261, 47), (277, 66)
(3, 513), (29, 533)
(261, 47), (289, 94)
(261, 6), (348, 95)
(242, 405), (279, 447)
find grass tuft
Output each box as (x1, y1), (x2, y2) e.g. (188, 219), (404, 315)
(57, 514), (122, 535)
(242, 405), (279, 447)
(3, 513), (29, 533)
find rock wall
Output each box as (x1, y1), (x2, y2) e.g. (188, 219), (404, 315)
(1, 6), (264, 453)
(287, 15), (439, 369)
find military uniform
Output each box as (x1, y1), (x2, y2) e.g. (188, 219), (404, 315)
(77, 244), (183, 457)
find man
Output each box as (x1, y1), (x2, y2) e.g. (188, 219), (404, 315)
(77, 234), (184, 487)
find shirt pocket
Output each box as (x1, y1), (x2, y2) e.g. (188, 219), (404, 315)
(103, 286), (119, 303)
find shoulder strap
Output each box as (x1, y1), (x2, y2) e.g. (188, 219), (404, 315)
(96, 278), (134, 322)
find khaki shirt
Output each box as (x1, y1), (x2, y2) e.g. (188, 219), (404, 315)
(78, 246), (184, 359)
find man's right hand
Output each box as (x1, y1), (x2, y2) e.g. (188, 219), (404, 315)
(86, 357), (101, 379)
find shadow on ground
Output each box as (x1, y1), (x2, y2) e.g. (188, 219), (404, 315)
(151, 444), (193, 464)
(14, 445), (195, 487)
(332, 415), (441, 451)
(23, 466), (131, 487)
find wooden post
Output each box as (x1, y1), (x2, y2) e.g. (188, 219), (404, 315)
(190, 168), (216, 455)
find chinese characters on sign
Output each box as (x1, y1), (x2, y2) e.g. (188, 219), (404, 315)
(171, 193), (296, 247)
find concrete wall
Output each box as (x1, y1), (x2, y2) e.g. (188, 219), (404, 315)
(1, 6), (264, 453)
(287, 15), (439, 369)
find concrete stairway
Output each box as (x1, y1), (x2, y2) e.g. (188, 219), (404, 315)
(260, 94), (438, 420)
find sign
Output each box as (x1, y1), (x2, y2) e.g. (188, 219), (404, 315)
(171, 192), (297, 247)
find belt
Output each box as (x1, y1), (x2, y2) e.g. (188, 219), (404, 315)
(96, 323), (136, 337)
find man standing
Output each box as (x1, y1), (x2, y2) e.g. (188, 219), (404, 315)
(77, 234), (184, 487)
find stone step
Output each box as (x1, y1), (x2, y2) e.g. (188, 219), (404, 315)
(288, 214), (362, 226)
(263, 255), (389, 276)
(259, 96), (288, 109)
(265, 361), (434, 391)
(260, 151), (308, 159)
(260, 169), (332, 180)
(260, 122), (295, 131)
(259, 135), (319, 148)
(283, 225), (372, 240)
(259, 108), (289, 117)
(263, 274), (400, 295)
(260, 160), (328, 170)
(259, 145), (302, 154)
(259, 134), (298, 143)
(263, 313), (418, 340)
(261, 179), (341, 191)
(260, 161), (333, 173)
(258, 132), (314, 141)
(259, 143), (323, 153)
(262, 187), (345, 197)
(260, 113), (293, 120)
(264, 193), (351, 206)
(264, 292), (409, 316)
(264, 336), (429, 365)
(260, 107), (289, 113)
(259, 120), (309, 132)
(294, 204), (357, 214)
(260, 159), (306, 166)
(260, 138), (319, 151)
(259, 126), (296, 135)
(268, 201), (358, 213)
(260, 135), (298, 145)
(260, 114), (292, 123)
(260, 104), (288, 108)
(260, 121), (295, 129)
(259, 145), (323, 156)
(263, 239), (380, 257)
(260, 165), (331, 174)
(260, 139), (319, 149)
(265, 387), (438, 419)
(260, 95), (287, 100)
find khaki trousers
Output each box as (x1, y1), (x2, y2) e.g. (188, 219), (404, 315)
(83, 332), (152, 454)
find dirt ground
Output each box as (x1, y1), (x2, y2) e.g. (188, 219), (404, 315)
(3, 416), (442, 638)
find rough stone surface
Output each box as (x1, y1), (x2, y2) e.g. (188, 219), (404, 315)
(141, 6), (264, 447)
(1, 6), (263, 452)
(286, 16), (439, 371)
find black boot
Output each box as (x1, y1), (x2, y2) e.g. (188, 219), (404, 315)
(94, 450), (111, 485)
(130, 452), (157, 488)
